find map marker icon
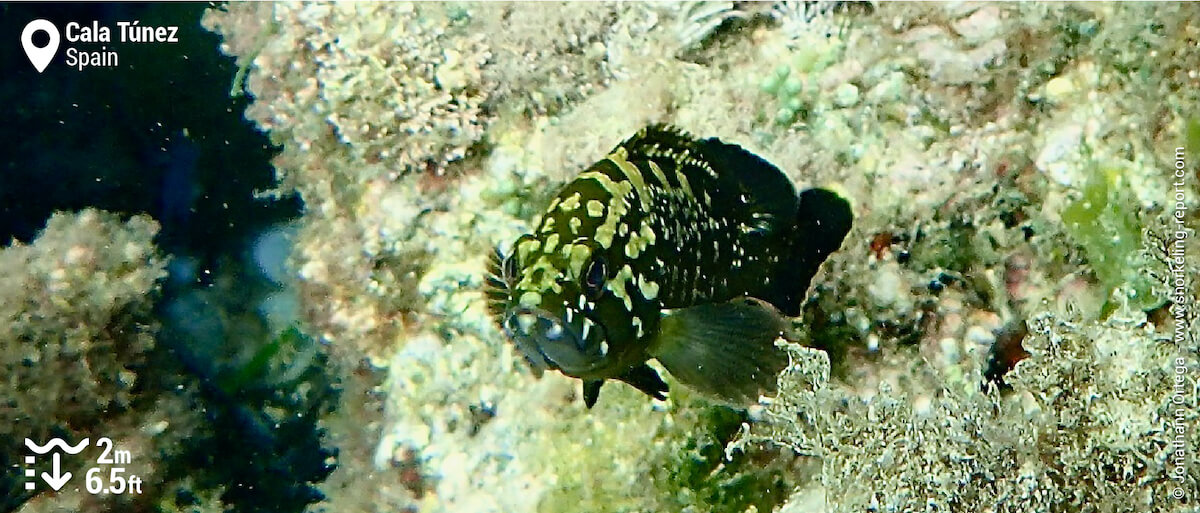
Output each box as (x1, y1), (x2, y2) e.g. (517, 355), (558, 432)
(22, 19), (59, 73)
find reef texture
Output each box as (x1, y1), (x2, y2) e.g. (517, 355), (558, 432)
(761, 307), (1199, 512)
(0, 210), (197, 512)
(0, 210), (164, 442)
(204, 2), (1200, 512)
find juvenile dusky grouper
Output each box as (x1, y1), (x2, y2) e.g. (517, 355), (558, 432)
(486, 125), (852, 407)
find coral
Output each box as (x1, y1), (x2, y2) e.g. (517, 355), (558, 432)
(472, 2), (625, 116)
(377, 327), (805, 513)
(3, 212), (334, 513)
(205, 2), (494, 183)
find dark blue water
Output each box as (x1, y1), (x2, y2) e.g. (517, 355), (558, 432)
(0, 5), (330, 513)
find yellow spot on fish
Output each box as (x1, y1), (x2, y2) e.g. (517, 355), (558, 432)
(518, 257), (563, 294)
(596, 223), (617, 250)
(569, 217), (583, 234)
(544, 233), (559, 253)
(559, 193), (582, 211)
(624, 221), (653, 260)
(568, 244), (591, 279)
(519, 291), (542, 308)
(674, 165), (693, 196)
(578, 170), (621, 196)
(586, 200), (605, 218)
(576, 169), (633, 250)
(517, 238), (541, 261)
(625, 239), (641, 259)
(645, 160), (671, 189)
(639, 224), (657, 245)
(607, 149), (651, 211)
(594, 191), (630, 249)
(606, 264), (636, 311)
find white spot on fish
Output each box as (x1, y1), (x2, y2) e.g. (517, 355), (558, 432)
(639, 278), (660, 300)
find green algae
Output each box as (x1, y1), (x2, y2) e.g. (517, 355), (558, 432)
(535, 388), (802, 513)
(652, 405), (797, 513)
(1061, 166), (1160, 315)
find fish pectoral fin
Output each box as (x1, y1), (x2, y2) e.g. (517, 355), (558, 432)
(616, 363), (668, 401)
(648, 297), (790, 406)
(583, 380), (604, 409)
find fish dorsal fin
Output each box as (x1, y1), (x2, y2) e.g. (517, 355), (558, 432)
(614, 124), (704, 170)
(618, 125), (798, 235)
(694, 137), (798, 233)
(647, 297), (790, 406)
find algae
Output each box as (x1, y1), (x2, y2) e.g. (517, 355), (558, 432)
(1062, 166), (1160, 315)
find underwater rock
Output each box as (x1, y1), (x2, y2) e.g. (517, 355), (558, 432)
(202, 1), (1200, 512)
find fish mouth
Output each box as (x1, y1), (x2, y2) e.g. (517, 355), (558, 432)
(503, 306), (604, 375)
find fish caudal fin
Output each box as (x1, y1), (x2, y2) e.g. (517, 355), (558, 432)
(648, 298), (790, 405)
(776, 188), (852, 316)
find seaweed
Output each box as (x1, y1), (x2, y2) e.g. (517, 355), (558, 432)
(1062, 166), (1160, 315)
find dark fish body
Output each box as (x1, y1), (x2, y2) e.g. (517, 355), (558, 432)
(488, 125), (852, 407)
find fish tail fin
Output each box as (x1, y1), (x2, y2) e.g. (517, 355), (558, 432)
(777, 188), (852, 316)
(648, 298), (790, 406)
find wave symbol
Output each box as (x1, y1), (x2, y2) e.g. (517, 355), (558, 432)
(24, 438), (90, 454)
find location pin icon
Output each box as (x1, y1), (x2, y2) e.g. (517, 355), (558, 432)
(22, 19), (59, 73)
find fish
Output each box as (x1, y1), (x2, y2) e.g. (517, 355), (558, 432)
(486, 124), (852, 407)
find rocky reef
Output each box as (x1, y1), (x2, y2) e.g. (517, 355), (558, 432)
(13, 2), (1177, 511)
(0, 210), (184, 512)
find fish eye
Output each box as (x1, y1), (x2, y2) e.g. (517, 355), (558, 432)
(584, 257), (606, 300)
